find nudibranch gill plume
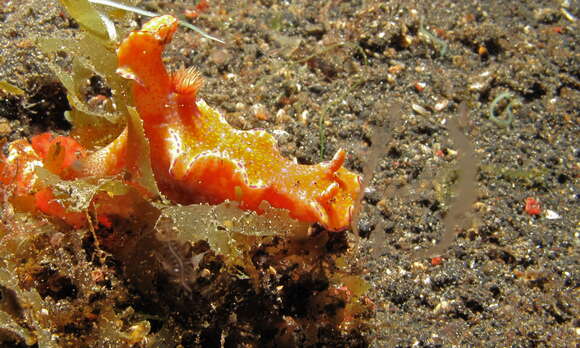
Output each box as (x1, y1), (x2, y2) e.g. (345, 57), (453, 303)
(117, 15), (361, 231)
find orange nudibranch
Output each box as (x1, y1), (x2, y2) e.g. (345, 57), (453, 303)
(117, 16), (361, 231)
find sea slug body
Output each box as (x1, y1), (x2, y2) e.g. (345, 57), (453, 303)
(117, 15), (361, 231)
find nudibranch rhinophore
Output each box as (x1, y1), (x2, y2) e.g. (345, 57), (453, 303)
(117, 15), (361, 231)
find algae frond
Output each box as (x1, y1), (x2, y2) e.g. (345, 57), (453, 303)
(419, 21), (448, 57)
(40, 0), (135, 146)
(0, 81), (25, 96)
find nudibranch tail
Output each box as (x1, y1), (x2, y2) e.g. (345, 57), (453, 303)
(78, 127), (129, 177)
(117, 15), (362, 231)
(28, 129), (128, 180)
(0, 132), (127, 227)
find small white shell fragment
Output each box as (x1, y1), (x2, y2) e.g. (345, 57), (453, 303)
(299, 110), (309, 125)
(433, 300), (452, 314)
(251, 103), (268, 120)
(434, 99), (449, 111)
(469, 70), (493, 91)
(275, 109), (289, 124)
(412, 103), (430, 116)
(271, 129), (290, 143)
(235, 102), (245, 111)
(545, 210), (561, 220)
(469, 81), (485, 91)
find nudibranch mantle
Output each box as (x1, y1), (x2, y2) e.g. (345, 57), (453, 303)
(117, 15), (361, 231)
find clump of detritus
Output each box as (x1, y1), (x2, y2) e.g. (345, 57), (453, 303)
(357, 101), (477, 260)
(413, 102), (478, 258)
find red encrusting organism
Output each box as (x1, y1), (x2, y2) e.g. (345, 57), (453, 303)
(524, 197), (541, 216)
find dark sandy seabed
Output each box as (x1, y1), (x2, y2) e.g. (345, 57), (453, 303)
(0, 0), (578, 347)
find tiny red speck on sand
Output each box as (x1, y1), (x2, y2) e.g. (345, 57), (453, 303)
(431, 256), (443, 266)
(524, 197), (541, 215)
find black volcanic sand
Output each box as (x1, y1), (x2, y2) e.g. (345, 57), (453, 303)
(0, 0), (578, 346)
